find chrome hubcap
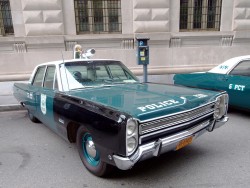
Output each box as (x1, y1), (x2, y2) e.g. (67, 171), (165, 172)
(85, 140), (97, 158)
(82, 133), (100, 167)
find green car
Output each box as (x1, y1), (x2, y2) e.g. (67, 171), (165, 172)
(174, 55), (250, 110)
(13, 58), (228, 177)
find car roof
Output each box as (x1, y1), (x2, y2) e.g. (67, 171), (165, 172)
(208, 55), (250, 74)
(38, 59), (116, 66)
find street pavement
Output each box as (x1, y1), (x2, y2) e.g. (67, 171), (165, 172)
(0, 109), (250, 188)
(0, 81), (25, 112)
(0, 81), (19, 105)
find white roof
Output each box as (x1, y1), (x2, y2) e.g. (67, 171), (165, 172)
(38, 58), (116, 66)
(208, 55), (250, 74)
(29, 58), (117, 83)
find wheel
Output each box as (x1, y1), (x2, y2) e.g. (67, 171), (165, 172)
(76, 126), (112, 177)
(28, 110), (40, 123)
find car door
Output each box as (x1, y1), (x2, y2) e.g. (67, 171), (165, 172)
(37, 65), (58, 131)
(29, 66), (46, 117)
(226, 60), (250, 109)
(209, 73), (230, 91)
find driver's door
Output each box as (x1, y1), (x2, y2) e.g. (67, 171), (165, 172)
(226, 60), (250, 109)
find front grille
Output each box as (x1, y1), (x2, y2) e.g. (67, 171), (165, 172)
(139, 102), (215, 135)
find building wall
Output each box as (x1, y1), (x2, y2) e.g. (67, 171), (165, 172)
(1, 0), (250, 80)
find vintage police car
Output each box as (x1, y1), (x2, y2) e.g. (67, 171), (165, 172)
(13, 54), (228, 176)
(174, 55), (250, 110)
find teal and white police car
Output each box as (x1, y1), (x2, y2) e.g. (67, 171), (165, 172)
(13, 47), (229, 177)
(174, 55), (250, 110)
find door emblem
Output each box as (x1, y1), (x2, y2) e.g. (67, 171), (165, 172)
(229, 84), (245, 91)
(40, 94), (47, 115)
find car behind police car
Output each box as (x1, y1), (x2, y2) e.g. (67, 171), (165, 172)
(13, 58), (228, 177)
(174, 55), (250, 110)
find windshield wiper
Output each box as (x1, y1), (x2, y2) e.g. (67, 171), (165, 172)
(104, 79), (138, 84)
(78, 84), (114, 89)
(103, 79), (113, 83)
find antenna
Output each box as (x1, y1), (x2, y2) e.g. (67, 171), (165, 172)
(61, 51), (65, 62)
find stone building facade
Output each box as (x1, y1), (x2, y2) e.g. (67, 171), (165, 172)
(0, 0), (250, 80)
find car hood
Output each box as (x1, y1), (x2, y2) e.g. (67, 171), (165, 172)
(68, 83), (221, 121)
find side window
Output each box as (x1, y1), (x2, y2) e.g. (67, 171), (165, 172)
(32, 66), (46, 87)
(230, 60), (250, 77)
(44, 66), (56, 89)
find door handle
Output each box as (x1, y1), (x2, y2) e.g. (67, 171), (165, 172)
(221, 77), (228, 81)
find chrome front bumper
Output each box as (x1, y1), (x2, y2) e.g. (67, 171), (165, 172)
(113, 116), (228, 170)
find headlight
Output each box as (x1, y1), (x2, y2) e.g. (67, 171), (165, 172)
(214, 94), (228, 119)
(127, 119), (137, 136)
(126, 118), (138, 156)
(127, 137), (137, 153)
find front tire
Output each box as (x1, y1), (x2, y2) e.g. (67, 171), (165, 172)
(76, 126), (112, 177)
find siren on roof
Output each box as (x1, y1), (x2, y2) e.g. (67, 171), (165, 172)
(73, 44), (95, 59)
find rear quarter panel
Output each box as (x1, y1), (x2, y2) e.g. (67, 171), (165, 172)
(13, 83), (29, 104)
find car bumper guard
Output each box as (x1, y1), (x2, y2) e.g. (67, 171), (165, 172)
(113, 116), (228, 170)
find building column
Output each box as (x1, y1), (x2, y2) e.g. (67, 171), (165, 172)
(170, 0), (181, 32)
(9, 0), (26, 37)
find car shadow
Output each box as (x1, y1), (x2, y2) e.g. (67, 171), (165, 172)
(228, 107), (250, 117)
(107, 144), (210, 179)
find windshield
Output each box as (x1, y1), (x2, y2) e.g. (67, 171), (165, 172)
(64, 60), (139, 90)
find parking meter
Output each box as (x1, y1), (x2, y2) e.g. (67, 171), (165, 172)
(137, 38), (149, 65)
(136, 37), (150, 82)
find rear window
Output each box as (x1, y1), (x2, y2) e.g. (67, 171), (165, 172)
(44, 66), (56, 89)
(32, 66), (46, 87)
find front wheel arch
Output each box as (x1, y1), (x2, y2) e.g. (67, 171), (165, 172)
(67, 122), (81, 143)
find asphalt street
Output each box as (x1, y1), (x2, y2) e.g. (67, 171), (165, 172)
(0, 109), (250, 188)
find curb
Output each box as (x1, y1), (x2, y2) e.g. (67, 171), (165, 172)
(0, 104), (26, 112)
(0, 74), (30, 82)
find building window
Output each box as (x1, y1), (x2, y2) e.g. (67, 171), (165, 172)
(0, 0), (14, 35)
(180, 0), (222, 31)
(74, 0), (122, 34)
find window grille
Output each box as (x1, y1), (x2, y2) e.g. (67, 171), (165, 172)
(180, 0), (222, 31)
(0, 0), (14, 35)
(74, 0), (122, 34)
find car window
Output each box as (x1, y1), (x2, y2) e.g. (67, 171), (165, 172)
(64, 61), (139, 90)
(32, 66), (46, 87)
(230, 60), (250, 77)
(67, 65), (88, 80)
(109, 65), (129, 80)
(44, 66), (57, 89)
(54, 72), (58, 90)
(96, 66), (110, 81)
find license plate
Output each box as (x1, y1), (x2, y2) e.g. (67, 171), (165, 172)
(176, 136), (193, 150)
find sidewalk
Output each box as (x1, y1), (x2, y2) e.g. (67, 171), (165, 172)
(0, 81), (25, 111)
